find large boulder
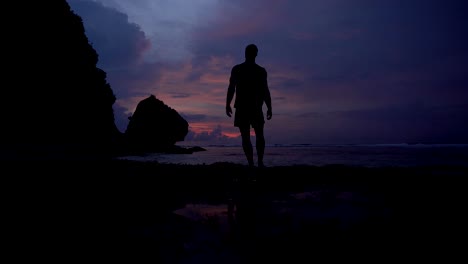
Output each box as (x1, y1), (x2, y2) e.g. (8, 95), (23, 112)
(124, 95), (189, 152)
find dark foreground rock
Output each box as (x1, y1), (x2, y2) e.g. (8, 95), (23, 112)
(3, 160), (468, 262)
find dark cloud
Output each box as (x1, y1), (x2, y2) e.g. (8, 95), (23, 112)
(187, 125), (240, 144)
(68, 0), (151, 69)
(167, 92), (193, 99)
(185, 125), (239, 144)
(294, 104), (468, 143)
(179, 113), (207, 123)
(192, 0), (468, 88)
(274, 96), (287, 101)
(276, 78), (304, 89)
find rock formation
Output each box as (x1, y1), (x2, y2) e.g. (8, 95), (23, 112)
(2, 1), (120, 157)
(124, 95), (189, 152)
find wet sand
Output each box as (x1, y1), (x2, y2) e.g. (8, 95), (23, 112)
(4, 159), (468, 262)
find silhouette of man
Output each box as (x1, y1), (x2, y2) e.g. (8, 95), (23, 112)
(226, 44), (272, 167)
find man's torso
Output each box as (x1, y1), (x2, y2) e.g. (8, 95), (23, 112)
(231, 62), (267, 110)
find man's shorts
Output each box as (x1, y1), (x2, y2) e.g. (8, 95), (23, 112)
(234, 108), (265, 128)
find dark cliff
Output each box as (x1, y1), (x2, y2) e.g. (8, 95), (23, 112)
(2, 1), (120, 156)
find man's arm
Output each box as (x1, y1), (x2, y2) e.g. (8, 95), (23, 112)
(264, 70), (272, 120)
(226, 67), (236, 117)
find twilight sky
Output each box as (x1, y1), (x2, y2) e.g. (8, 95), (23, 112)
(67, 0), (468, 145)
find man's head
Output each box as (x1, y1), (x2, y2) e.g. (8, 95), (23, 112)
(245, 44), (258, 60)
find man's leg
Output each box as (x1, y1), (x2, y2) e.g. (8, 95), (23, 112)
(239, 126), (254, 166)
(253, 124), (265, 167)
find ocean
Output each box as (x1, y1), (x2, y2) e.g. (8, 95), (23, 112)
(117, 144), (468, 168)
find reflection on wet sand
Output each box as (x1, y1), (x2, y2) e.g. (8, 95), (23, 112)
(172, 176), (257, 235)
(171, 175), (261, 262)
(170, 170), (388, 263)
